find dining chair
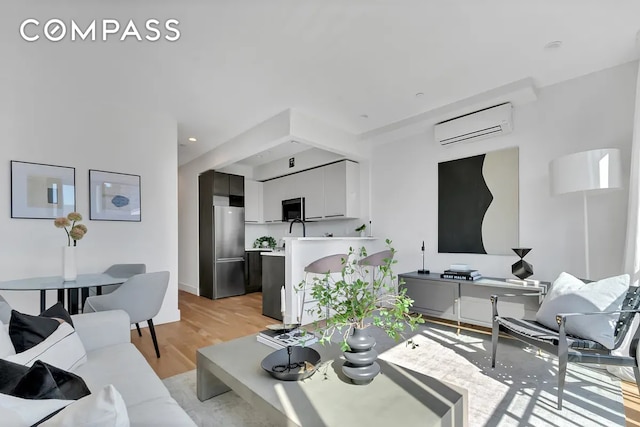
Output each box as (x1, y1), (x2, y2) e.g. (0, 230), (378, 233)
(0, 294), (11, 324)
(83, 271), (169, 358)
(101, 264), (147, 294)
(84, 264), (147, 333)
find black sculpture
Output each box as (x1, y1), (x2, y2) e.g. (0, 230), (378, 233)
(511, 248), (533, 280)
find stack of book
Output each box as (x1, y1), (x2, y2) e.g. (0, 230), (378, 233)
(440, 266), (482, 281)
(256, 329), (318, 350)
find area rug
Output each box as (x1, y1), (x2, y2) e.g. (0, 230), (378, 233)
(372, 323), (625, 427)
(162, 370), (278, 427)
(163, 322), (625, 427)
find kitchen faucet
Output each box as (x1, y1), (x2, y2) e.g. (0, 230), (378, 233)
(289, 218), (306, 237)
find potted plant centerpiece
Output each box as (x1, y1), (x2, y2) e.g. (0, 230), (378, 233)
(303, 239), (423, 384)
(54, 212), (88, 281)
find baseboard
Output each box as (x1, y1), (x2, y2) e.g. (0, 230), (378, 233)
(178, 282), (198, 295)
(152, 308), (181, 326)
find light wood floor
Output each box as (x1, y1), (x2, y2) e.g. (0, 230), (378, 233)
(132, 291), (640, 426)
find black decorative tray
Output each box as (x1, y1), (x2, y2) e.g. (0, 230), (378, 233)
(261, 346), (321, 381)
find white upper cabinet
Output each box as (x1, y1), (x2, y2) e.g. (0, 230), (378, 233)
(303, 167), (325, 220)
(323, 161), (359, 219)
(262, 179), (282, 222)
(260, 160), (360, 222)
(244, 179), (263, 223)
(279, 173), (301, 201)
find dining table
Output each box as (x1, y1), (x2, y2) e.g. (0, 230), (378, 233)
(0, 273), (132, 314)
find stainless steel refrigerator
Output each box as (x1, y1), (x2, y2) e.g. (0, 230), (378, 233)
(211, 205), (245, 299)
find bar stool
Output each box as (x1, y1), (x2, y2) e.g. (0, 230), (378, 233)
(358, 250), (394, 299)
(357, 250), (393, 268)
(300, 253), (348, 324)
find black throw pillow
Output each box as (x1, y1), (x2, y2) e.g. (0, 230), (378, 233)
(9, 310), (61, 353)
(40, 302), (74, 327)
(8, 303), (74, 353)
(0, 359), (90, 400)
(0, 357), (29, 391)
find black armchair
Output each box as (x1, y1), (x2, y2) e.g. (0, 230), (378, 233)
(490, 286), (640, 409)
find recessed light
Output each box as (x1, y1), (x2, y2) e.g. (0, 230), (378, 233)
(415, 92), (424, 98)
(360, 114), (369, 119)
(188, 137), (197, 142)
(544, 40), (563, 50)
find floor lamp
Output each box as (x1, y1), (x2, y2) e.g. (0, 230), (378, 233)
(549, 148), (622, 279)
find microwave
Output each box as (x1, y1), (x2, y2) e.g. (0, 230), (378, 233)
(282, 197), (305, 221)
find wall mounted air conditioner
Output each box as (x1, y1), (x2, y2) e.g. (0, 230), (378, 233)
(434, 103), (513, 146)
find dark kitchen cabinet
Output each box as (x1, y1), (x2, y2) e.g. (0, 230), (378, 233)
(212, 172), (229, 196)
(262, 255), (285, 321)
(245, 251), (263, 293)
(230, 174), (244, 197)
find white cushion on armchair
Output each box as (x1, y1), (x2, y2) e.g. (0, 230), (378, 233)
(536, 272), (630, 349)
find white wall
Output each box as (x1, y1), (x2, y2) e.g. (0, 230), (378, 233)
(371, 61), (637, 282)
(0, 100), (180, 325)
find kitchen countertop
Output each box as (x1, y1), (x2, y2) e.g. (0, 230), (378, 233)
(261, 252), (285, 257)
(282, 237), (378, 241)
(245, 248), (273, 251)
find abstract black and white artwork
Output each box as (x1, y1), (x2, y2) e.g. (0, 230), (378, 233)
(11, 161), (76, 219)
(438, 147), (519, 255)
(89, 170), (141, 222)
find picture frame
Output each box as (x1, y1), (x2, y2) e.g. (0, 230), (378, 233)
(438, 147), (519, 255)
(89, 169), (141, 222)
(11, 160), (76, 219)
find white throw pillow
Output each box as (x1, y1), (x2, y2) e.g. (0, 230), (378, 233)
(536, 272), (630, 349)
(41, 384), (130, 427)
(0, 323), (16, 358)
(0, 393), (72, 427)
(3, 322), (87, 371)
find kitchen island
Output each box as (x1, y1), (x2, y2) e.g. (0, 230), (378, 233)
(282, 237), (383, 325)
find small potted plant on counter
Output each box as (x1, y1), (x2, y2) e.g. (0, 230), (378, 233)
(303, 239), (424, 385)
(355, 223), (367, 237)
(253, 236), (277, 249)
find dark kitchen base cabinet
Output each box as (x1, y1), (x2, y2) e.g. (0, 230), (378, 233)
(262, 255), (285, 321)
(399, 272), (548, 328)
(245, 251), (263, 293)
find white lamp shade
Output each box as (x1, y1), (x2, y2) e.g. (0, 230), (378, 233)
(549, 148), (622, 196)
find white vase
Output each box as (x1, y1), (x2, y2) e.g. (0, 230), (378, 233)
(63, 246), (77, 281)
(359, 231), (366, 238)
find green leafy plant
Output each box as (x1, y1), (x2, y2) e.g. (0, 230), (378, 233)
(253, 236), (277, 249)
(54, 212), (88, 246)
(355, 224), (366, 233)
(303, 239), (424, 351)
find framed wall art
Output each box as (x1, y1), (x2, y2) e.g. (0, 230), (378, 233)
(438, 147), (519, 255)
(89, 169), (141, 222)
(11, 160), (76, 219)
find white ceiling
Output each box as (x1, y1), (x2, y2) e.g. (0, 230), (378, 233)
(2, 1), (640, 166)
(236, 141), (312, 167)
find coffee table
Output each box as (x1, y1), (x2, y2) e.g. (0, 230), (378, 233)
(197, 335), (467, 426)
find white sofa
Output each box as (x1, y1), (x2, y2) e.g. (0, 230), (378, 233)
(69, 309), (196, 426)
